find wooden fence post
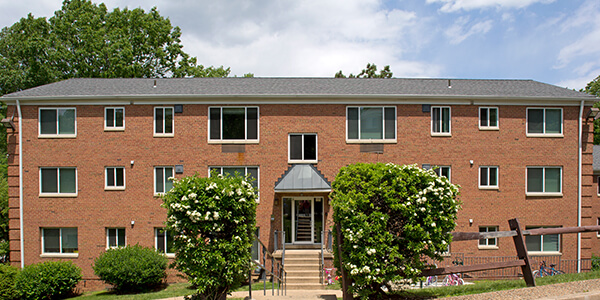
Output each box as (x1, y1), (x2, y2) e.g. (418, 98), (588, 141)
(336, 222), (353, 300)
(509, 218), (536, 287)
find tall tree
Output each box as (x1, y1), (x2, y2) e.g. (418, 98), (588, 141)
(335, 63), (393, 78)
(0, 0), (230, 96)
(582, 76), (600, 144)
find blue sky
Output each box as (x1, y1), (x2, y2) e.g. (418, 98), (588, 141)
(1, 0), (599, 90)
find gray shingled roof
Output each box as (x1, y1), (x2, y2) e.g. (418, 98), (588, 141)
(2, 78), (596, 100)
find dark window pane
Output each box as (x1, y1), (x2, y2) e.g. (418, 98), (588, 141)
(155, 168), (164, 193)
(58, 109), (75, 135)
(107, 168), (115, 187)
(62, 228), (78, 253)
(40, 110), (57, 135)
(106, 108), (115, 127)
(489, 108), (498, 127)
(543, 234), (559, 252)
(41, 169), (58, 193)
(59, 168), (76, 194)
(304, 134), (317, 160)
(44, 229), (60, 253)
(480, 108), (488, 127)
(117, 229), (125, 247)
(247, 108), (258, 140)
(108, 228), (116, 247)
(527, 168), (543, 193)
(165, 168), (173, 191)
(360, 107), (383, 139)
(164, 108), (173, 134)
(442, 107), (450, 133)
(480, 168), (488, 186)
(115, 108), (124, 127)
(156, 229), (165, 252)
(441, 167), (450, 179)
(432, 107), (441, 133)
(528, 109), (544, 133)
(166, 231), (174, 253)
(545, 168), (561, 193)
(247, 168), (259, 189)
(222, 108), (245, 139)
(224, 167), (245, 177)
(490, 167), (498, 186)
(290, 135), (303, 160)
(116, 168), (124, 187)
(384, 107), (395, 139)
(546, 109), (561, 134)
(526, 235), (542, 251)
(155, 108), (164, 134)
(347, 108), (359, 139)
(209, 108), (221, 139)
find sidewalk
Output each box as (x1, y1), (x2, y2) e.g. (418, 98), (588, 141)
(158, 289), (342, 300)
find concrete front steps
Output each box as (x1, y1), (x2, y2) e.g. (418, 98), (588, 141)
(282, 250), (324, 290)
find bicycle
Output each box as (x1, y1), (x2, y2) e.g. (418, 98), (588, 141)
(424, 264), (438, 286)
(442, 259), (464, 286)
(532, 261), (565, 278)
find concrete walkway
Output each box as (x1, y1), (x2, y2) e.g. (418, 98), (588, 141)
(158, 289), (342, 300)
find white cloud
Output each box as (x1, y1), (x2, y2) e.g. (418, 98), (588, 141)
(555, 0), (600, 69)
(444, 17), (493, 45)
(426, 0), (555, 12)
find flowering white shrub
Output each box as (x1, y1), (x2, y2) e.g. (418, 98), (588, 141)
(331, 163), (461, 298)
(161, 173), (258, 300)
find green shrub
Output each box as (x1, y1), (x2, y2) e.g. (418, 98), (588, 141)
(0, 263), (18, 300)
(0, 240), (8, 263)
(592, 254), (600, 271)
(332, 163), (461, 299)
(93, 245), (168, 292)
(14, 261), (81, 300)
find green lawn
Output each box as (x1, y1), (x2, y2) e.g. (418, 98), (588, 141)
(71, 282), (195, 299)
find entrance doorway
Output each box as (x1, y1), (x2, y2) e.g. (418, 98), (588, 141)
(282, 197), (323, 244)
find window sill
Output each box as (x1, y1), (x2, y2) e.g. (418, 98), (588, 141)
(165, 253), (175, 258)
(479, 127), (499, 131)
(153, 134), (174, 138)
(431, 133), (451, 137)
(41, 253), (79, 258)
(104, 127), (125, 132)
(345, 139), (396, 144)
(479, 186), (499, 190)
(526, 133), (563, 138)
(208, 140), (259, 144)
(105, 187), (126, 191)
(288, 160), (318, 164)
(478, 245), (499, 250)
(528, 251), (561, 256)
(38, 134), (77, 139)
(39, 193), (78, 198)
(526, 192), (562, 197)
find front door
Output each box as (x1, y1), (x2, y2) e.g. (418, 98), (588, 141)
(282, 197), (323, 244)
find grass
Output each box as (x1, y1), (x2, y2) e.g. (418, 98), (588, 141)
(71, 282), (194, 299)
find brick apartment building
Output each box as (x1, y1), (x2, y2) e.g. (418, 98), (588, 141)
(2, 78), (598, 286)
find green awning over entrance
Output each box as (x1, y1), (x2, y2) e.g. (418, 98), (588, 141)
(274, 164), (331, 193)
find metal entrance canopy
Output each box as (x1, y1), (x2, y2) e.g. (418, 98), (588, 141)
(274, 164), (331, 193)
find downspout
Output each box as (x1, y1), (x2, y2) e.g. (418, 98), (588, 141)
(578, 100), (584, 273)
(16, 100), (24, 268)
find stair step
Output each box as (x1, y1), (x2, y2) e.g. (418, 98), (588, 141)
(285, 283), (327, 290)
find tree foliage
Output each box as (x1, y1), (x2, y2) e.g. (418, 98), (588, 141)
(335, 63), (393, 78)
(162, 173), (258, 300)
(0, 0), (230, 96)
(582, 75), (600, 144)
(331, 163), (461, 299)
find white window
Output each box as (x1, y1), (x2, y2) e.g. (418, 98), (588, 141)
(479, 166), (499, 189)
(527, 108), (562, 136)
(105, 167), (125, 190)
(39, 108), (76, 137)
(154, 166), (174, 195)
(431, 106), (451, 135)
(155, 228), (174, 255)
(105, 107), (124, 131)
(433, 166), (451, 181)
(209, 166), (259, 189)
(209, 107), (259, 142)
(526, 167), (562, 196)
(40, 167), (77, 196)
(478, 226), (498, 248)
(107, 228), (126, 248)
(154, 107), (174, 137)
(42, 228), (78, 254)
(289, 133), (317, 163)
(347, 107), (396, 142)
(479, 107), (498, 130)
(597, 217), (600, 238)
(526, 226), (560, 253)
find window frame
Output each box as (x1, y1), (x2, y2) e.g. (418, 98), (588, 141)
(106, 228), (126, 249)
(478, 226), (499, 249)
(479, 107), (499, 130)
(525, 226), (561, 254)
(105, 167), (125, 190)
(431, 106), (451, 136)
(346, 106), (397, 143)
(479, 166), (499, 189)
(208, 106), (260, 143)
(41, 227), (78, 257)
(104, 107), (125, 131)
(154, 106), (174, 137)
(288, 133), (318, 163)
(38, 107), (77, 138)
(526, 108), (563, 137)
(155, 228), (175, 257)
(433, 166), (451, 181)
(154, 166), (174, 196)
(526, 166), (562, 196)
(39, 167), (78, 197)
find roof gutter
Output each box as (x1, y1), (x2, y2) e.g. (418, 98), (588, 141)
(578, 100), (584, 273)
(16, 100), (24, 268)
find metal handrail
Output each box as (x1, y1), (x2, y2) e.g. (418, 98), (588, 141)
(249, 232), (287, 298)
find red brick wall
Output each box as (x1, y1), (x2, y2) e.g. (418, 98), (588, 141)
(6, 102), (594, 285)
